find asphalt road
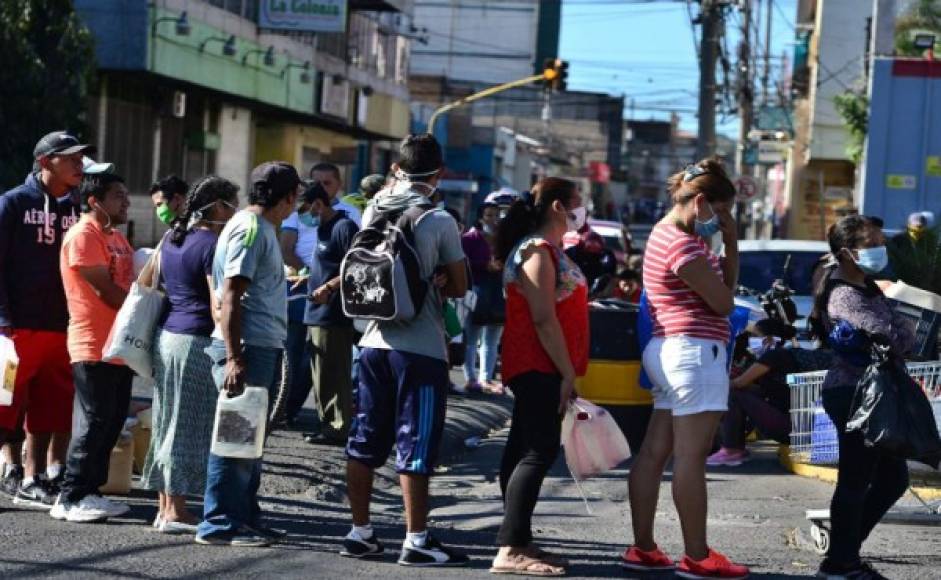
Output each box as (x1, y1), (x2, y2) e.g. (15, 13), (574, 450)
(1, 403), (939, 578)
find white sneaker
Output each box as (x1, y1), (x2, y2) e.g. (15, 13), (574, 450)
(50, 496), (109, 523)
(88, 495), (130, 518)
(153, 514), (164, 529)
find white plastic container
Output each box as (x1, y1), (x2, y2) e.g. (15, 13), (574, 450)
(210, 386), (268, 459)
(0, 336), (18, 406)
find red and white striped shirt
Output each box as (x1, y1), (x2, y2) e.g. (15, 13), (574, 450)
(643, 222), (729, 343)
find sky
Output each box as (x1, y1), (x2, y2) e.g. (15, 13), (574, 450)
(559, 0), (801, 137)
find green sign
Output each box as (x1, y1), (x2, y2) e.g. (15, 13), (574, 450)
(927, 156), (941, 177)
(886, 174), (916, 189)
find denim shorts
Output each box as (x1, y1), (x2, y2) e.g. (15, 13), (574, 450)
(643, 336), (729, 416)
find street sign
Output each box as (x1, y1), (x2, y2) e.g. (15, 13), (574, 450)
(735, 175), (758, 200)
(757, 140), (789, 164)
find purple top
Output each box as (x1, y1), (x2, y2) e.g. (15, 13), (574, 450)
(462, 227), (493, 283)
(822, 280), (915, 390)
(158, 229), (217, 336)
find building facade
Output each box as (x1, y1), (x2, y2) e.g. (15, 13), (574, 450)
(76, 0), (413, 245)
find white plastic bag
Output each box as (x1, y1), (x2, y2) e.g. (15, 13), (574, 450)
(0, 336), (18, 406)
(561, 398), (631, 481)
(210, 386), (269, 459)
(103, 242), (166, 377)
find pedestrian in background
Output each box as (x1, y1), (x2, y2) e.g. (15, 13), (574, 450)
(52, 173), (134, 523)
(624, 159), (749, 579)
(461, 197), (508, 394)
(342, 134), (469, 566)
(196, 162), (300, 547)
(489, 177), (589, 577)
(303, 182), (359, 444)
(150, 175), (189, 227)
(808, 215), (913, 580)
(309, 162), (362, 227)
(142, 176), (239, 534)
(0, 131), (90, 509)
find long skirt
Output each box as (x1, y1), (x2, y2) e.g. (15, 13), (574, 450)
(141, 329), (217, 496)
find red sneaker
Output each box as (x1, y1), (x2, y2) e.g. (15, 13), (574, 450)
(620, 545), (675, 572)
(676, 549), (749, 579)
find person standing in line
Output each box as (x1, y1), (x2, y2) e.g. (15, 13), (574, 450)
(195, 162), (300, 547)
(808, 215), (913, 580)
(488, 177), (590, 576)
(342, 134), (469, 566)
(51, 173), (134, 523)
(142, 177), (239, 534)
(461, 198), (508, 394)
(623, 160), (749, 579)
(0, 131), (90, 508)
(150, 175), (189, 227)
(302, 182), (359, 444)
(309, 162), (363, 227)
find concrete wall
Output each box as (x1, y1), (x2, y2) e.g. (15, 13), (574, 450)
(807, 0), (873, 161)
(410, 0), (539, 84)
(216, 105), (254, 195)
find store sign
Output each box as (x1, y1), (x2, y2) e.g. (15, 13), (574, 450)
(757, 140), (788, 164)
(320, 76), (350, 119)
(259, 0), (347, 33)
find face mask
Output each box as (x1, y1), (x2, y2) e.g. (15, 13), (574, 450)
(566, 206), (587, 232)
(694, 204), (721, 238)
(909, 226), (925, 241)
(482, 223), (495, 235)
(299, 212), (319, 228)
(156, 204), (176, 225)
(854, 245), (888, 274)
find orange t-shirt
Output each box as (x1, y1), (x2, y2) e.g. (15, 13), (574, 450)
(60, 214), (134, 363)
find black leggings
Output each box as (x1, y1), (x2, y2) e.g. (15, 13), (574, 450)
(823, 385), (909, 566)
(497, 372), (562, 547)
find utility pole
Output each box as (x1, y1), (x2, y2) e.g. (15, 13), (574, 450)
(761, 0), (773, 103)
(735, 0), (754, 176)
(697, 0), (721, 159)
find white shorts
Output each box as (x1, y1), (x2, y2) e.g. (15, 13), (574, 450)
(643, 336), (729, 416)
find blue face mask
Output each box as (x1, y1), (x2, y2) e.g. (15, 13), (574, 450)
(854, 245), (888, 274)
(299, 213), (319, 228)
(694, 205), (721, 238)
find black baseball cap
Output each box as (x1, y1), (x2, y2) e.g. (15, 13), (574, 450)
(302, 181), (329, 204)
(250, 161), (301, 196)
(33, 131), (95, 159)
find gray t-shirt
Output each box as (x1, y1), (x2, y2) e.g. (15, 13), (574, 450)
(358, 204), (465, 361)
(212, 209), (287, 349)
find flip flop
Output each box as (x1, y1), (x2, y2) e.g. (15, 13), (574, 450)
(490, 553), (566, 576)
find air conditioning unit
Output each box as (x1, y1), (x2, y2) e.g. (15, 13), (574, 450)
(172, 91), (186, 118)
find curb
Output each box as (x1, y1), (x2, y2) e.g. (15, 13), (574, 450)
(778, 445), (941, 501)
(438, 391), (513, 464)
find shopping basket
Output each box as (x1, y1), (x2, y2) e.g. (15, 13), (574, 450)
(787, 361), (941, 555)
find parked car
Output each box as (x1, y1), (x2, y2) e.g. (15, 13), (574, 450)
(588, 219), (633, 266)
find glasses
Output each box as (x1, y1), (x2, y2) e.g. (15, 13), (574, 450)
(221, 200), (238, 210)
(683, 164), (709, 182)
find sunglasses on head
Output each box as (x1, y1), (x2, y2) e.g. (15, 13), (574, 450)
(683, 164), (709, 182)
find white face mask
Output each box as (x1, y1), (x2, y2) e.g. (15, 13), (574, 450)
(566, 206), (587, 232)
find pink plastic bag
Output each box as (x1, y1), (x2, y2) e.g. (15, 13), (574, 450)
(561, 398), (632, 481)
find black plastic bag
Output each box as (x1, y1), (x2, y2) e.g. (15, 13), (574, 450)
(847, 344), (941, 469)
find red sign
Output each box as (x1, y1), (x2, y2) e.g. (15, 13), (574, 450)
(589, 161), (611, 184)
(735, 175), (758, 200)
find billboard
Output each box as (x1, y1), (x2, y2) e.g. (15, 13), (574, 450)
(258, 0), (347, 33)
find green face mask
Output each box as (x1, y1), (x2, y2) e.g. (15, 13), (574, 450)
(156, 204), (176, 225)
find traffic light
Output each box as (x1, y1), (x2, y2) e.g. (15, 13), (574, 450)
(542, 59), (569, 92)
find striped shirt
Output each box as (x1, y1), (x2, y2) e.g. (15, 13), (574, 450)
(643, 222), (729, 343)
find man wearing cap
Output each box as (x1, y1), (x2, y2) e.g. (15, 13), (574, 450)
(196, 161), (301, 547)
(0, 131), (91, 510)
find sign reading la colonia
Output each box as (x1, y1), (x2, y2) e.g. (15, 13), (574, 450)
(259, 0), (347, 33)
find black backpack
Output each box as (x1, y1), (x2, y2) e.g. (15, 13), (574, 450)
(340, 203), (435, 323)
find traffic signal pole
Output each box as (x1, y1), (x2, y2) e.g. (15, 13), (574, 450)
(427, 60), (567, 134)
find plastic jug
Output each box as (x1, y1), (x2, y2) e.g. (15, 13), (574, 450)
(0, 336), (18, 406)
(210, 386), (268, 459)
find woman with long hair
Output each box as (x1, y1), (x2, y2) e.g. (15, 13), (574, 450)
(622, 159), (749, 579)
(142, 176), (239, 533)
(807, 215), (913, 580)
(489, 178), (589, 576)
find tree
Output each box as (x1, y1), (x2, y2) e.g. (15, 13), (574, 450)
(896, 0), (941, 56)
(0, 0), (96, 190)
(833, 91), (869, 166)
